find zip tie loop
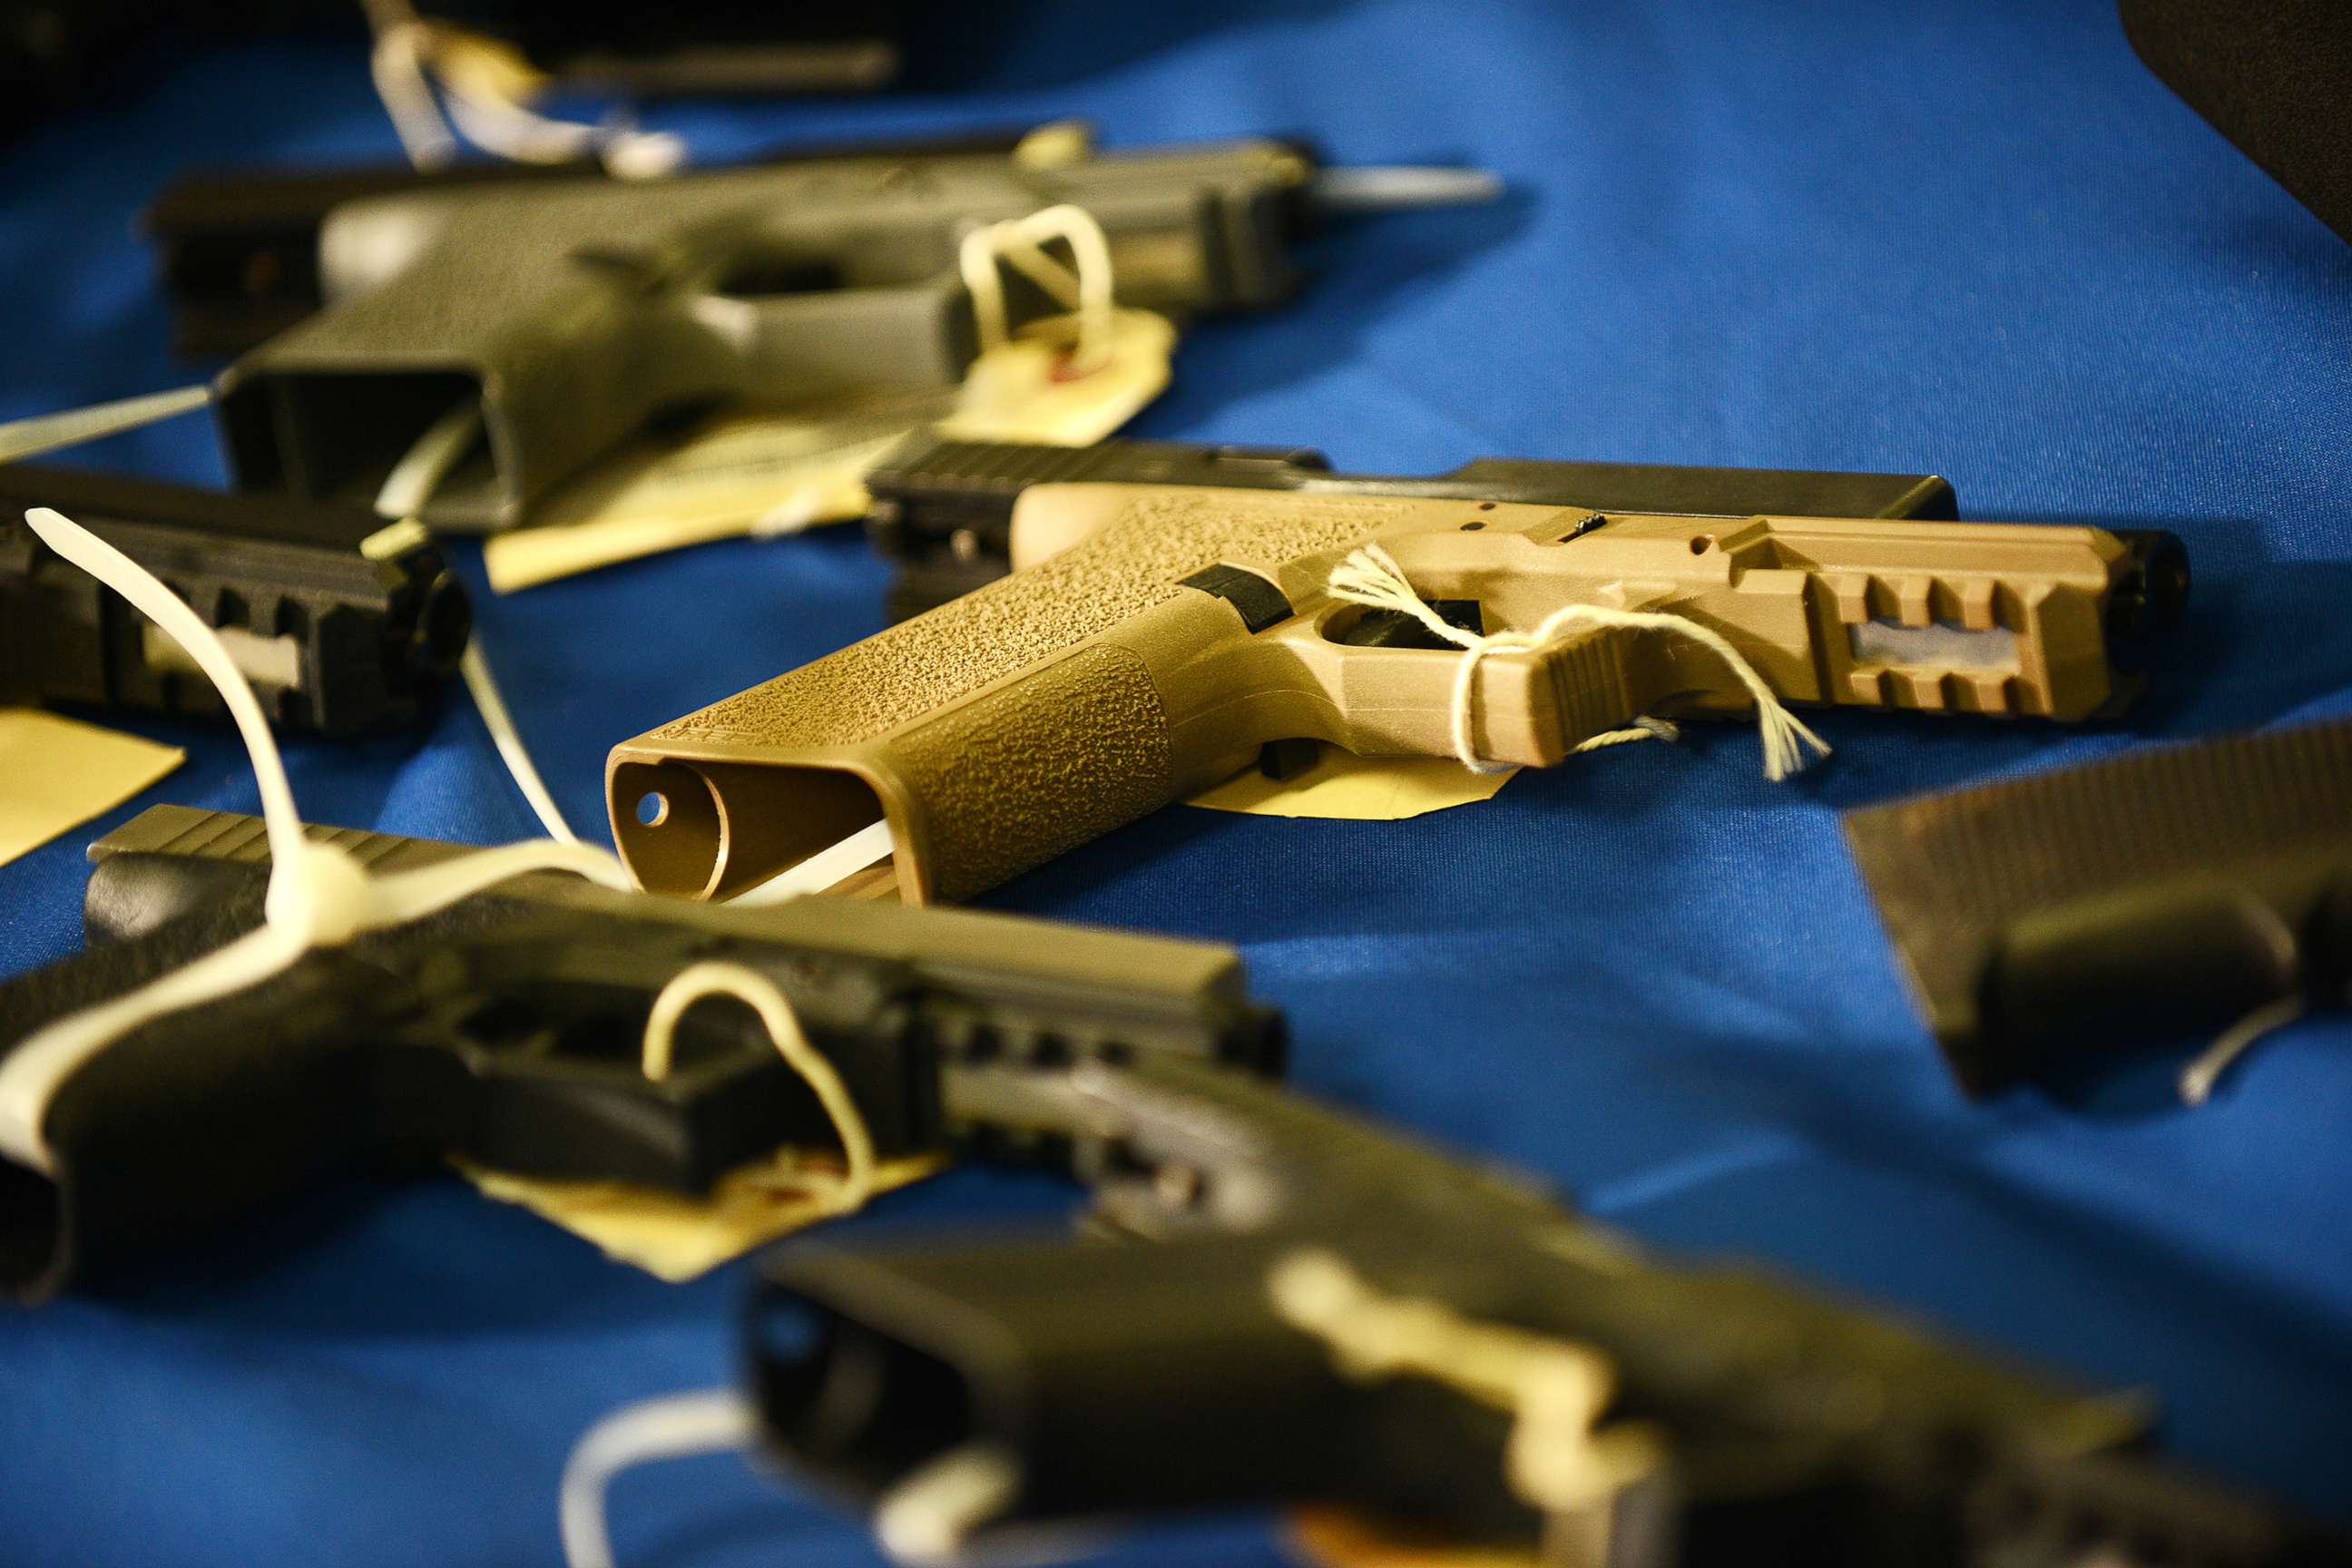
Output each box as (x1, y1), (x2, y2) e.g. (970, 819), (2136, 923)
(641, 962), (877, 1217)
(1325, 544), (1828, 779)
(558, 1389), (759, 1568)
(956, 204), (1117, 375)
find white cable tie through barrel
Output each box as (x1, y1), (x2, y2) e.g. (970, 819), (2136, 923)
(956, 204), (1117, 375)
(1267, 1249), (1661, 1560)
(1324, 544), (1828, 780)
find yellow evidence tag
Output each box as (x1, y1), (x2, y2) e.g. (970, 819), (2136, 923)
(0, 709), (184, 870)
(483, 308), (1176, 593)
(1186, 743), (1515, 822)
(456, 1152), (940, 1281)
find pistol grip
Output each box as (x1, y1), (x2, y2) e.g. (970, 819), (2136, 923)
(611, 485), (1377, 902)
(0, 938), (394, 1300)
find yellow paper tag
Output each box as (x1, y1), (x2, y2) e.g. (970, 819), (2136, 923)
(939, 307), (1175, 444)
(457, 1152), (940, 1281)
(484, 393), (946, 593)
(483, 309), (1176, 593)
(1187, 744), (1514, 821)
(0, 708), (184, 869)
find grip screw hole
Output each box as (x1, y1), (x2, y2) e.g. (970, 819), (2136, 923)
(1689, 535), (1714, 554)
(635, 792), (671, 828)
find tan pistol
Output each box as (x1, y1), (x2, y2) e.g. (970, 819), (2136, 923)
(608, 485), (2187, 903)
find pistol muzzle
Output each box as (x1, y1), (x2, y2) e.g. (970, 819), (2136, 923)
(2104, 528), (2191, 666)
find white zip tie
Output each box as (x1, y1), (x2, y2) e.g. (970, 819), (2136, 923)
(1325, 544), (1828, 779)
(558, 1388), (760, 1568)
(458, 642), (578, 843)
(373, 400), (485, 519)
(956, 204), (1117, 376)
(872, 1445), (1023, 1564)
(0, 505), (635, 1173)
(366, 15), (462, 169)
(640, 961), (877, 1214)
(372, 405), (580, 843)
(727, 819), (896, 907)
(0, 384), (212, 466)
(2180, 995), (2307, 1106)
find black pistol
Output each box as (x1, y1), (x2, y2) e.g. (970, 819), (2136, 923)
(860, 434), (1963, 621)
(749, 1054), (2350, 1567)
(0, 806), (1279, 1301)
(0, 465), (468, 734)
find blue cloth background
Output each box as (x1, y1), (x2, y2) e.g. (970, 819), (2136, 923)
(3, 1), (2349, 1563)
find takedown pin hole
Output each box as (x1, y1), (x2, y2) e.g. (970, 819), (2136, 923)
(611, 758), (889, 901)
(609, 760), (726, 896)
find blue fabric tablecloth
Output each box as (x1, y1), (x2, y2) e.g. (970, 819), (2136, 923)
(3, 2), (2347, 1563)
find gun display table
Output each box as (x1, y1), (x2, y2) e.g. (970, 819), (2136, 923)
(1, 2), (2347, 1564)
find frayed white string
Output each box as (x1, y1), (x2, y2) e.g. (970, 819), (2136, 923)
(559, 1388), (760, 1568)
(956, 204), (1117, 375)
(0, 384), (212, 466)
(1325, 544), (1828, 780)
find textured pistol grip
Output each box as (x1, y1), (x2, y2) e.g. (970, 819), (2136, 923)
(609, 486), (1387, 903)
(0, 938), (392, 1300)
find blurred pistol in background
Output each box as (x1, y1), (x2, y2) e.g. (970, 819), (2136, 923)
(610, 482), (2188, 904)
(146, 127), (1033, 358)
(747, 1051), (2350, 1568)
(211, 125), (1499, 531)
(1847, 718), (2352, 1101)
